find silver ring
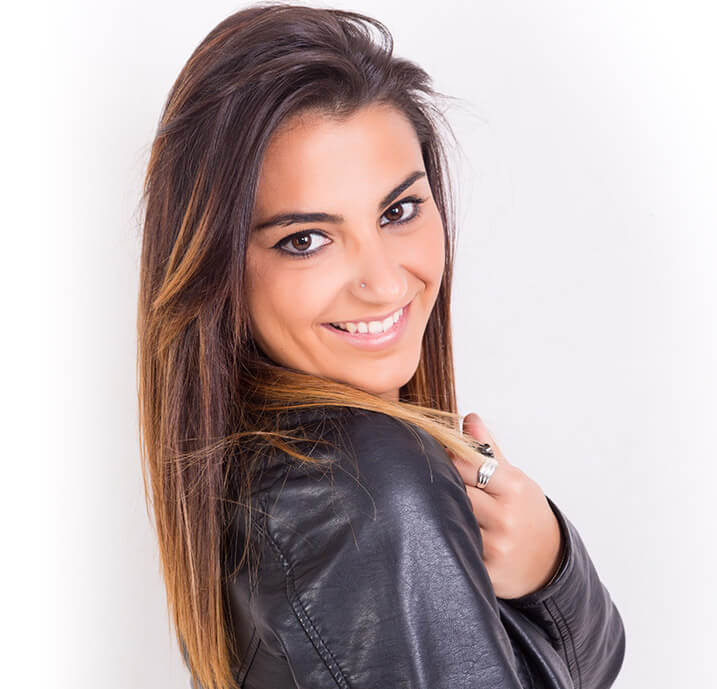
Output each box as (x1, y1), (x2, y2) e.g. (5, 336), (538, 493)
(475, 457), (498, 489)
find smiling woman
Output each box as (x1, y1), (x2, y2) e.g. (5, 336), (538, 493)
(246, 104), (446, 401)
(136, 4), (625, 689)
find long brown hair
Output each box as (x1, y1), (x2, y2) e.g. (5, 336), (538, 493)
(137, 4), (486, 688)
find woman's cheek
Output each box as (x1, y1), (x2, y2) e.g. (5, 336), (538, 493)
(412, 217), (446, 286)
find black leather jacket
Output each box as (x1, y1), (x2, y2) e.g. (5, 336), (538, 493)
(197, 405), (625, 688)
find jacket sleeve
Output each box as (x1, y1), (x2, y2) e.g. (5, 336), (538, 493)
(497, 495), (626, 689)
(249, 411), (534, 689)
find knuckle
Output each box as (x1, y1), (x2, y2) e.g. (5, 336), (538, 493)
(495, 538), (512, 558)
(500, 511), (516, 533)
(508, 477), (524, 496)
(504, 466), (526, 495)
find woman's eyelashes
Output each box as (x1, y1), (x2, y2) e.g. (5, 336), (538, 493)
(377, 195), (426, 228)
(272, 195), (427, 259)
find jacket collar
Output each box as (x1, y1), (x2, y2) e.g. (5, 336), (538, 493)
(278, 403), (357, 429)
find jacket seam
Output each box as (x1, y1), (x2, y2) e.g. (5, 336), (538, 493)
(543, 597), (582, 689)
(264, 529), (349, 688)
(234, 627), (261, 686)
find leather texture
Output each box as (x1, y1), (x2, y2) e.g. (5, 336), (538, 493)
(193, 405), (626, 688)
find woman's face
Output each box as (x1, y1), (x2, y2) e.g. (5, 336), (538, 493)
(246, 103), (445, 402)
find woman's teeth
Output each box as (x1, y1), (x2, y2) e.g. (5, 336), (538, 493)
(330, 306), (403, 334)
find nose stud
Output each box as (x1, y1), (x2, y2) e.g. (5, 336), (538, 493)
(360, 281), (366, 288)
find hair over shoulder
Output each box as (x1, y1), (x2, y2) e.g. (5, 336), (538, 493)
(137, 4), (485, 687)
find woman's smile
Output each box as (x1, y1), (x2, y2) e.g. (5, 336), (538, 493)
(320, 297), (413, 351)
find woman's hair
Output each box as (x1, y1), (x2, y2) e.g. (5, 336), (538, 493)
(137, 3), (487, 688)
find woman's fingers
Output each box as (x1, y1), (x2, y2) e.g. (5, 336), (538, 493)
(445, 446), (498, 526)
(445, 411), (562, 597)
(441, 412), (511, 498)
(466, 483), (502, 531)
(462, 413), (511, 466)
(448, 448), (509, 499)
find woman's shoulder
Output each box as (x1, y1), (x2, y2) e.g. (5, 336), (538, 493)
(271, 404), (460, 493)
(235, 407), (513, 689)
(257, 405), (471, 551)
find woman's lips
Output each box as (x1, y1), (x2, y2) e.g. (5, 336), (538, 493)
(321, 298), (412, 351)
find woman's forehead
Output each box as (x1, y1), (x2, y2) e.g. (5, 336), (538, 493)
(255, 104), (424, 213)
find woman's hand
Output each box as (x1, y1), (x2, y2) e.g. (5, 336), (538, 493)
(445, 413), (564, 600)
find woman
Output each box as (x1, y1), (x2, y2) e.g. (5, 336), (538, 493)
(137, 4), (626, 688)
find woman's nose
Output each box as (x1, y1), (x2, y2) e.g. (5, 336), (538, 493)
(349, 234), (408, 303)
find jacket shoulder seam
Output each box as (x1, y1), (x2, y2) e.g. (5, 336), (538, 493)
(234, 626), (261, 685)
(263, 528), (349, 688)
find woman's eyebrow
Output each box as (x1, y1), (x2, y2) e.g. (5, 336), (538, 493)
(252, 170), (426, 231)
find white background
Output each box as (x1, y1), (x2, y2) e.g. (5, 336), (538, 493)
(5, 0), (714, 686)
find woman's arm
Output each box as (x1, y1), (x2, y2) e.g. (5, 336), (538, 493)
(498, 495), (626, 689)
(246, 410), (536, 689)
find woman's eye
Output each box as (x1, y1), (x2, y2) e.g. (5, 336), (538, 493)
(272, 196), (427, 259)
(379, 196), (426, 227)
(273, 230), (331, 258)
